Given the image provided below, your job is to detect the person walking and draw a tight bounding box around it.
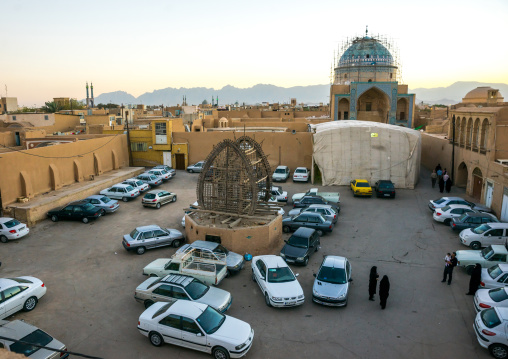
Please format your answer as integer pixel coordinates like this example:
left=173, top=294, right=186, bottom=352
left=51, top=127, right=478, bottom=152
left=445, top=176, right=452, bottom=193
left=379, top=275, right=390, bottom=309
left=439, top=177, right=445, bottom=193
left=431, top=170, right=438, bottom=188
left=467, top=263, right=482, bottom=295
left=443, top=173, right=450, bottom=193
left=435, top=164, right=442, bottom=173
left=442, top=252, right=457, bottom=285
left=369, top=266, right=379, bottom=301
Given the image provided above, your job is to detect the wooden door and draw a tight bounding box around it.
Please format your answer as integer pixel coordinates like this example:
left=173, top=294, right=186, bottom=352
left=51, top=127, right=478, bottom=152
left=175, top=154, right=185, bottom=170
left=472, top=175, right=483, bottom=201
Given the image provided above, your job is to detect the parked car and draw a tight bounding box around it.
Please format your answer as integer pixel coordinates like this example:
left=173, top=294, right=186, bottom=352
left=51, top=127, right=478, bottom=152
left=135, top=274, right=232, bottom=312
left=456, top=245, right=508, bottom=274
left=272, top=165, right=290, bottom=182
left=148, top=168, right=171, bottom=182
left=373, top=180, right=396, bottom=198
left=82, top=195, right=119, bottom=215
left=288, top=204, right=338, bottom=224
left=451, top=212, right=500, bottom=231
left=153, top=165, right=176, bottom=178
left=293, top=167, right=309, bottom=182
left=0, top=218, right=29, bottom=243
left=123, top=225, right=185, bottom=255
left=187, top=161, right=205, bottom=173
left=182, top=201, right=199, bottom=228
left=100, top=184, right=140, bottom=202
left=142, top=190, right=177, bottom=209
left=0, top=319, right=68, bottom=358
left=0, top=276, right=46, bottom=319
left=280, top=227, right=320, bottom=266
left=460, top=223, right=508, bottom=250
left=479, top=264, right=508, bottom=290
left=176, top=240, right=244, bottom=277
left=137, top=173, right=162, bottom=187
left=251, top=255, right=304, bottom=307
left=265, top=186, right=288, bottom=202
left=282, top=212, right=334, bottom=236
left=428, top=196, right=492, bottom=213
left=122, top=178, right=150, bottom=193
left=293, top=195, right=339, bottom=211
left=433, top=204, right=477, bottom=225
left=312, top=256, right=352, bottom=307
left=137, top=301, right=254, bottom=358
left=474, top=307, right=508, bottom=359
left=291, top=188, right=340, bottom=204
left=47, top=201, right=102, bottom=223
left=474, top=287, right=508, bottom=312
left=350, top=179, right=372, bottom=197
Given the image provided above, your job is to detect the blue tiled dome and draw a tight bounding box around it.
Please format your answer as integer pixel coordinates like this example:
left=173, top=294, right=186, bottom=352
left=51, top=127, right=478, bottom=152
left=339, top=37, right=394, bottom=67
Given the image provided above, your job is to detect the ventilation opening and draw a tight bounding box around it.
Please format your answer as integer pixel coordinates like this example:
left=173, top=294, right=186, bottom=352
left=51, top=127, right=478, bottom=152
left=205, top=234, right=221, bottom=244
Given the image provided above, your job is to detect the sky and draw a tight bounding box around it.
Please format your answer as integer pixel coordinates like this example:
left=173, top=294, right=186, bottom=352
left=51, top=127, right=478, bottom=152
left=1, top=0, right=507, bottom=106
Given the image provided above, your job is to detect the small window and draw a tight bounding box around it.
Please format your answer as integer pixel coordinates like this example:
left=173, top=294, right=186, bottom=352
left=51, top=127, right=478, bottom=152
left=131, top=142, right=148, bottom=152
left=390, top=73, right=393, bottom=79
left=366, top=54, right=370, bottom=58
left=159, top=314, right=181, bottom=329
left=153, top=284, right=173, bottom=297
left=153, top=230, right=167, bottom=237
left=498, top=274, right=508, bottom=283
left=2, top=286, right=22, bottom=301
left=141, top=231, right=154, bottom=240
left=172, top=286, right=188, bottom=300
left=182, top=317, right=202, bottom=334
left=366, top=103, right=372, bottom=111
left=368, top=79, right=372, bottom=83
left=344, top=74, right=347, bottom=79
left=73, top=206, right=83, bottom=213
left=44, top=115, right=49, bottom=120
left=12, top=115, right=16, bottom=121
left=344, top=111, right=349, bottom=120
left=167, top=262, right=180, bottom=271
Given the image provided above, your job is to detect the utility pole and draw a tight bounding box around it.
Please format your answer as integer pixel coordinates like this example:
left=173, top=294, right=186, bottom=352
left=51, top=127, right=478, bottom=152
left=123, top=103, right=133, bottom=167
left=451, top=114, right=456, bottom=185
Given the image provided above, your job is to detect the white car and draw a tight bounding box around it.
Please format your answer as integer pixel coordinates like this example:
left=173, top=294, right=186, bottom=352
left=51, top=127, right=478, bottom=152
left=432, top=204, right=476, bottom=225
left=122, top=178, right=150, bottom=193
left=148, top=169, right=171, bottom=182
left=251, top=255, right=304, bottom=307
left=272, top=166, right=290, bottom=182
left=0, top=276, right=46, bottom=319
left=480, top=264, right=508, bottom=290
left=460, top=223, right=508, bottom=250
left=474, top=287, right=508, bottom=312
left=182, top=201, right=199, bottom=228
left=100, top=183, right=140, bottom=202
left=474, top=307, right=508, bottom=358
left=137, top=301, right=254, bottom=359
left=293, top=167, right=309, bottom=182
left=0, top=319, right=68, bottom=358
left=0, top=218, right=29, bottom=243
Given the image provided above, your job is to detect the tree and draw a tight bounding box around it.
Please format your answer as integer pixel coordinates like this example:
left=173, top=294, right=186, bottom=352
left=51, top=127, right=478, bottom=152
left=96, top=103, right=119, bottom=109
left=61, top=99, right=85, bottom=110
left=202, top=99, right=208, bottom=105
left=41, top=101, right=62, bottom=113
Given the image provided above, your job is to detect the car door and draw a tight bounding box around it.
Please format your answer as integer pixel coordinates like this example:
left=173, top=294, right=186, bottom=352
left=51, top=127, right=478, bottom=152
left=157, top=314, right=183, bottom=346
left=154, top=229, right=172, bottom=247
left=106, top=187, right=117, bottom=199
left=486, top=253, right=508, bottom=268
left=1, top=286, right=27, bottom=317
left=140, top=231, right=156, bottom=248
left=485, top=229, right=505, bottom=245
left=60, top=205, right=74, bottom=220
left=254, top=259, right=267, bottom=293
left=72, top=206, right=84, bottom=220
left=152, top=284, right=175, bottom=303
left=181, top=316, right=208, bottom=352
left=161, top=192, right=171, bottom=205
left=292, top=214, right=308, bottom=230
left=495, top=273, right=508, bottom=288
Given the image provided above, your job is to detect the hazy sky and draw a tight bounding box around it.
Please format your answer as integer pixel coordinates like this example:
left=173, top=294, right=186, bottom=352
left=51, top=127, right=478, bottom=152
left=2, top=0, right=507, bottom=106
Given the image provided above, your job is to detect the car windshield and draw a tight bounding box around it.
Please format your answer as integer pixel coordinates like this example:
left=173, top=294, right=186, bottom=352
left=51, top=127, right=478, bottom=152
left=196, top=306, right=225, bottom=334
left=144, top=193, right=156, bottom=199
left=481, top=308, right=502, bottom=328
left=356, top=182, right=369, bottom=187
left=317, top=266, right=347, bottom=284
left=474, top=224, right=492, bottom=234
left=287, top=235, right=309, bottom=248
left=488, top=265, right=503, bottom=279
left=83, top=203, right=95, bottom=210
left=185, top=279, right=209, bottom=300
left=215, top=245, right=229, bottom=255
left=275, top=168, right=286, bottom=174
left=441, top=205, right=451, bottom=212
left=482, top=246, right=494, bottom=259
left=9, top=329, right=53, bottom=356
left=100, top=196, right=111, bottom=203
left=295, top=169, right=306, bottom=173
left=434, top=198, right=446, bottom=204
left=267, top=267, right=295, bottom=283
left=129, top=229, right=140, bottom=239
left=126, top=186, right=134, bottom=192
left=490, top=288, right=508, bottom=302
left=3, top=219, right=21, bottom=228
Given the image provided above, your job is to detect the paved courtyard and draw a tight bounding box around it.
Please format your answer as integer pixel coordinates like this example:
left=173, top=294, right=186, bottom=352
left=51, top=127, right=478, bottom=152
left=0, top=167, right=491, bottom=359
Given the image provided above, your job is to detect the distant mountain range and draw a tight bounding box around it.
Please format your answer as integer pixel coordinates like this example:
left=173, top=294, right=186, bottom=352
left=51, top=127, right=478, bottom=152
left=90, top=81, right=508, bottom=107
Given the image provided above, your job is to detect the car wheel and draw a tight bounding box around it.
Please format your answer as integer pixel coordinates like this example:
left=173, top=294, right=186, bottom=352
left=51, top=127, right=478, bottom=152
left=172, top=239, right=182, bottom=248
left=490, top=344, right=508, bottom=359
left=100, top=209, right=106, bottom=216
left=317, top=230, right=323, bottom=237
left=265, top=293, right=272, bottom=307
left=283, top=226, right=291, bottom=233
left=122, top=197, right=128, bottom=202
left=51, top=215, right=58, bottom=222
left=144, top=300, right=154, bottom=309
left=172, top=196, right=177, bottom=202
left=23, top=296, right=38, bottom=311
left=0, top=235, right=8, bottom=243
left=149, top=331, right=163, bottom=347
left=470, top=242, right=481, bottom=250
left=304, top=256, right=309, bottom=266
left=189, top=169, right=194, bottom=173
left=466, top=265, right=475, bottom=275
left=444, top=218, right=451, bottom=225
left=252, top=270, right=256, bottom=282
left=136, top=246, right=146, bottom=255
left=156, top=203, right=161, bottom=209
left=82, top=217, right=89, bottom=224
left=212, top=346, right=230, bottom=359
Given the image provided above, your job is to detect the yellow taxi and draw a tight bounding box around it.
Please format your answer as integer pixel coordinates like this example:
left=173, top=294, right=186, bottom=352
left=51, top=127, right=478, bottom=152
left=350, top=179, right=372, bottom=197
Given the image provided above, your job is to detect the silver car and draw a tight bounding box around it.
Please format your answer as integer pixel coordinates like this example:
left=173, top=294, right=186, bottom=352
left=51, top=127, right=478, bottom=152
left=122, top=225, right=185, bottom=255
left=0, top=319, right=68, bottom=358
left=122, top=178, right=150, bottom=193
left=142, top=190, right=177, bottom=209
left=153, top=165, right=176, bottom=178
left=148, top=169, right=171, bottom=182
left=134, top=274, right=232, bottom=312
left=83, top=195, right=119, bottom=215
left=312, top=256, right=352, bottom=306
left=187, top=161, right=205, bottom=173
left=428, top=196, right=491, bottom=213
left=288, top=204, right=338, bottom=224
left=137, top=173, right=162, bottom=187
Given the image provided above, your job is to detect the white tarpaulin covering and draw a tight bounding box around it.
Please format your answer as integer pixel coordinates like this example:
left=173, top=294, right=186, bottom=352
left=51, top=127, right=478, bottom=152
left=312, top=121, right=421, bottom=189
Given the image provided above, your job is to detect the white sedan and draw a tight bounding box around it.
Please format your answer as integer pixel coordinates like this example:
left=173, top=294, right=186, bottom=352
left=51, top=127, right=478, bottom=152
left=0, top=218, right=29, bottom=243
left=432, top=204, right=476, bottom=225
left=293, top=167, right=309, bottom=182
left=138, top=301, right=254, bottom=359
left=474, top=307, right=508, bottom=359
left=0, top=277, right=46, bottom=319
left=480, top=264, right=508, bottom=290
left=251, top=255, right=304, bottom=307
left=474, top=287, right=508, bottom=312
left=100, top=184, right=140, bottom=202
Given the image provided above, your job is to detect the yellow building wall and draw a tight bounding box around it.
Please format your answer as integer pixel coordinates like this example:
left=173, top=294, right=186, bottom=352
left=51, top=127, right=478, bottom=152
left=171, top=143, right=189, bottom=169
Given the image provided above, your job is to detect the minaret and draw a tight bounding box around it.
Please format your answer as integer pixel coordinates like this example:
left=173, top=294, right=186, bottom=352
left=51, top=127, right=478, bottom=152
left=86, top=82, right=90, bottom=109
left=90, top=82, right=95, bottom=108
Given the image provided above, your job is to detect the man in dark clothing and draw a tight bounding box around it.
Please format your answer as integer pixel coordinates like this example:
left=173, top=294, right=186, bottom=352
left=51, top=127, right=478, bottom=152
left=439, top=177, right=445, bottom=193
left=467, top=263, right=482, bottom=295
left=369, top=266, right=379, bottom=301
left=435, top=164, right=442, bottom=172
left=379, top=275, right=390, bottom=309
left=442, top=252, right=457, bottom=285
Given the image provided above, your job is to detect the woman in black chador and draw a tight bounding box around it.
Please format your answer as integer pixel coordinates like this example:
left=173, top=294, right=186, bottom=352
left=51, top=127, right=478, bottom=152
left=379, top=275, right=390, bottom=309
left=369, top=266, right=379, bottom=301
left=467, top=263, right=482, bottom=295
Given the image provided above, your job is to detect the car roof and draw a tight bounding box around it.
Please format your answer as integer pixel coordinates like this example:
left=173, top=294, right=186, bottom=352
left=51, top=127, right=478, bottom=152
left=442, top=204, right=474, bottom=209
left=293, top=227, right=316, bottom=237
left=322, top=255, right=347, bottom=268
left=253, top=255, right=287, bottom=268
left=295, top=167, right=307, bottom=170
left=187, top=240, right=218, bottom=250
left=112, top=184, right=131, bottom=188
left=377, top=180, right=393, bottom=183
left=483, top=223, right=508, bottom=228
left=86, top=195, right=104, bottom=200
left=136, top=225, right=163, bottom=232
left=0, top=278, right=18, bottom=289
left=464, top=213, right=494, bottom=218
left=496, top=307, right=508, bottom=321
left=441, top=197, right=466, bottom=201
left=490, top=245, right=508, bottom=254
left=298, top=212, right=323, bottom=217
left=496, top=263, right=508, bottom=272
left=0, top=217, right=15, bottom=224
left=307, top=204, right=333, bottom=209
left=0, top=319, right=42, bottom=340
left=275, top=165, right=288, bottom=169
left=146, top=190, right=165, bottom=195
left=161, top=274, right=196, bottom=287
left=69, top=200, right=88, bottom=206
left=168, top=300, right=207, bottom=318
left=354, top=179, right=369, bottom=183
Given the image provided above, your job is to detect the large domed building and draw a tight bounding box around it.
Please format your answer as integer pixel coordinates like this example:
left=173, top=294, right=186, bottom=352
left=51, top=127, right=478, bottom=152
left=330, top=30, right=415, bottom=127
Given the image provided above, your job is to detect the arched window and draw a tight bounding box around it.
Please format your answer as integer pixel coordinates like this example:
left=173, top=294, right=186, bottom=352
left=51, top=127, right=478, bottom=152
left=473, top=118, right=480, bottom=148
left=466, top=118, right=473, bottom=146
left=480, top=118, right=489, bottom=150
